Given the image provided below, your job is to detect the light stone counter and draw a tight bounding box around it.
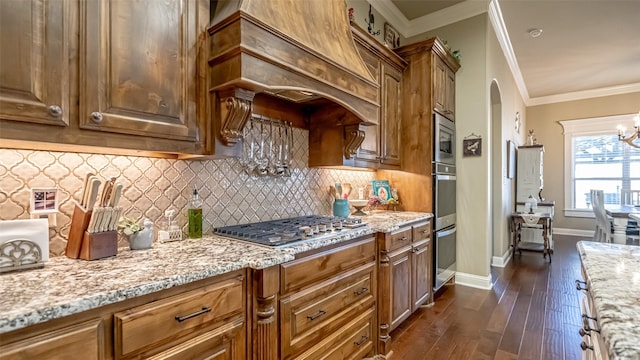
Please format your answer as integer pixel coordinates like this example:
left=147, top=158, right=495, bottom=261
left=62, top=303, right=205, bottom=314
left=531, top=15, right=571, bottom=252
left=359, top=210, right=433, bottom=233
left=0, top=210, right=431, bottom=334
left=577, top=241, right=640, bottom=359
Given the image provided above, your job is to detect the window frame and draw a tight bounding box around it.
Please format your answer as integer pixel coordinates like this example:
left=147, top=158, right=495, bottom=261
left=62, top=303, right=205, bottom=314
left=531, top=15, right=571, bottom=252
left=559, top=114, right=637, bottom=218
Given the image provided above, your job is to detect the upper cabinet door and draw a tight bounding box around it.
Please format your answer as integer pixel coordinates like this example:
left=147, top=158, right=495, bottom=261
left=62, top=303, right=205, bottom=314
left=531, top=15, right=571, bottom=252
left=0, top=0, right=70, bottom=126
left=79, top=0, right=204, bottom=141
left=380, top=64, right=402, bottom=167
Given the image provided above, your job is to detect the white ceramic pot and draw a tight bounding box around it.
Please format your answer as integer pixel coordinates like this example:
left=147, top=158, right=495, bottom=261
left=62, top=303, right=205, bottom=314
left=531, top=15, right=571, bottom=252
left=128, top=219, right=154, bottom=250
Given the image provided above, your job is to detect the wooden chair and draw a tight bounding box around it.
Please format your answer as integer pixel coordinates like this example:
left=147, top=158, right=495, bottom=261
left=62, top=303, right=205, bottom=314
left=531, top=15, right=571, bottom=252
left=620, top=189, right=640, bottom=206
left=590, top=189, right=612, bottom=242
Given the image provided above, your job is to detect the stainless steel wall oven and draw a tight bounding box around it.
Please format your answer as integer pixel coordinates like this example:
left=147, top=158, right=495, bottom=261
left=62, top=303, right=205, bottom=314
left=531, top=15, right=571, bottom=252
left=433, top=112, right=457, bottom=292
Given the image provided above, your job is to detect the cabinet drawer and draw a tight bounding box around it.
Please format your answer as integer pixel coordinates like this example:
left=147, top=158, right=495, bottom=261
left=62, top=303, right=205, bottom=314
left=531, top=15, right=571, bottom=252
left=281, top=262, right=375, bottom=358
left=388, top=227, right=412, bottom=251
left=281, top=236, right=375, bottom=293
left=412, top=221, right=432, bottom=241
left=0, top=318, right=103, bottom=360
left=114, top=275, right=244, bottom=358
left=146, top=318, right=244, bottom=360
left=293, top=307, right=375, bottom=360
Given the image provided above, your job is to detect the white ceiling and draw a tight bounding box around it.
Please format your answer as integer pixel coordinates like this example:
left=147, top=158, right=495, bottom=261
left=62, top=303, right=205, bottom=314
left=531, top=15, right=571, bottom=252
left=379, top=0, right=640, bottom=106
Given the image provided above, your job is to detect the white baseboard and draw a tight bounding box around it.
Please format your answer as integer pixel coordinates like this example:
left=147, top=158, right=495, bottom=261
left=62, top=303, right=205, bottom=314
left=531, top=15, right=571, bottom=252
left=554, top=228, right=595, bottom=237
left=491, top=249, right=512, bottom=268
left=454, top=272, right=493, bottom=290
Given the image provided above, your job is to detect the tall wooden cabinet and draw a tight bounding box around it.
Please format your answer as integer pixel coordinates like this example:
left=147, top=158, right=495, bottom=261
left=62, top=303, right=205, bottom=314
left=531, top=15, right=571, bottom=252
left=0, top=0, right=211, bottom=156
left=386, top=38, right=459, bottom=213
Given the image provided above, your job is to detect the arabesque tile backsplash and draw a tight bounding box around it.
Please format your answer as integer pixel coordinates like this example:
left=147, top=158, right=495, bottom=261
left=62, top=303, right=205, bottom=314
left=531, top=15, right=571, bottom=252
left=0, top=129, right=374, bottom=256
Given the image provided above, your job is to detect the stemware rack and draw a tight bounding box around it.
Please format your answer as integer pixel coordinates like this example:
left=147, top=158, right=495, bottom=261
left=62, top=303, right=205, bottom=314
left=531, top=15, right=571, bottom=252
left=239, top=115, right=294, bottom=177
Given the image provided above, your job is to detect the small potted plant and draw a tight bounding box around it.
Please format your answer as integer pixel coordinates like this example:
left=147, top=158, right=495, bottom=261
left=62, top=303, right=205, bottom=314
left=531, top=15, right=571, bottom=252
left=118, top=217, right=154, bottom=250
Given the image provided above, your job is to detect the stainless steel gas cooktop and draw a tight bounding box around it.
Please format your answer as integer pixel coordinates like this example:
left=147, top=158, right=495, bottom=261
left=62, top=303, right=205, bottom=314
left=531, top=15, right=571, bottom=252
left=213, top=215, right=367, bottom=248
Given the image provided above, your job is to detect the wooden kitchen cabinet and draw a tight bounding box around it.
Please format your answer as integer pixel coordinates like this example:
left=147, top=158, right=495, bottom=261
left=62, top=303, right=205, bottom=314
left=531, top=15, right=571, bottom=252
left=0, top=318, right=104, bottom=360
left=0, top=0, right=211, bottom=156
left=377, top=220, right=432, bottom=356
left=0, top=0, right=70, bottom=127
left=352, top=24, right=406, bottom=169
left=433, top=55, right=457, bottom=121
left=279, top=236, right=377, bottom=359
left=308, top=24, right=406, bottom=170
left=0, top=271, right=246, bottom=360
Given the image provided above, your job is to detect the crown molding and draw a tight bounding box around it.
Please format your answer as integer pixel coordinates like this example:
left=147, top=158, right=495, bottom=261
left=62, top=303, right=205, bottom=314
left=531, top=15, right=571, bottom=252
left=488, top=0, right=530, bottom=103
left=527, top=82, right=640, bottom=106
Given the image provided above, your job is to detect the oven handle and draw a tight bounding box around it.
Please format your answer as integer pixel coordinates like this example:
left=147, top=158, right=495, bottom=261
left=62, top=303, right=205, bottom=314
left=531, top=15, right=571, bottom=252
left=436, top=226, right=456, bottom=238
left=435, top=174, right=457, bottom=181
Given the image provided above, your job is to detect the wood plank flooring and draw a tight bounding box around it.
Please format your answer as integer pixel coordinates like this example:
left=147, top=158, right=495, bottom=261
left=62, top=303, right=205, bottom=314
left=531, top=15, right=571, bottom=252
left=388, top=235, right=586, bottom=360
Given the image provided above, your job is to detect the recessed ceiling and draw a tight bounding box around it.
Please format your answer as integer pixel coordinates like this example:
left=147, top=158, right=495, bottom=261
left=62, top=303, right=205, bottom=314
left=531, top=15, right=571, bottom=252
left=390, top=0, right=464, bottom=20
left=382, top=0, right=640, bottom=104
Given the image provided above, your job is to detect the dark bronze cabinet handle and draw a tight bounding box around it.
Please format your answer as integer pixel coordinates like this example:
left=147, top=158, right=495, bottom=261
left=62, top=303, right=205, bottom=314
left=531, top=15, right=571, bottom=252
left=175, top=306, right=211, bottom=322
left=575, top=279, right=588, bottom=291
left=400, top=236, right=408, bottom=241
left=354, top=287, right=369, bottom=296
left=580, top=341, right=594, bottom=351
left=354, top=335, right=368, bottom=346
left=307, top=310, right=326, bottom=321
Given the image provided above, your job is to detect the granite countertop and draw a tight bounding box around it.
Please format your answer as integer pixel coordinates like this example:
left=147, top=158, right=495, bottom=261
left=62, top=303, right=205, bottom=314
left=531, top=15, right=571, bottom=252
left=577, top=241, right=640, bottom=359
left=0, top=210, right=431, bottom=334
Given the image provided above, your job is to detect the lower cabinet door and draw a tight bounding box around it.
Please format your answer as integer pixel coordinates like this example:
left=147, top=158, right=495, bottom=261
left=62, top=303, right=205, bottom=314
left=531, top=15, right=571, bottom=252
left=0, top=318, right=104, bottom=360
left=412, top=239, right=432, bottom=310
left=389, top=247, right=412, bottom=331
left=293, top=307, right=375, bottom=360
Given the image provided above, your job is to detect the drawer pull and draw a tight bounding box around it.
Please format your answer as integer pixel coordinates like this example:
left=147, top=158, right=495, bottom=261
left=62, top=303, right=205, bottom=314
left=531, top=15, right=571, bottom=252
left=307, top=310, right=326, bottom=321
left=575, top=280, right=588, bottom=291
left=582, top=317, right=601, bottom=334
left=354, top=335, right=369, bottom=346
left=399, top=236, right=409, bottom=241
left=580, top=341, right=594, bottom=351
left=354, top=287, right=369, bottom=296
left=421, top=229, right=430, bottom=234
left=582, top=314, right=597, bottom=321
left=175, top=306, right=211, bottom=323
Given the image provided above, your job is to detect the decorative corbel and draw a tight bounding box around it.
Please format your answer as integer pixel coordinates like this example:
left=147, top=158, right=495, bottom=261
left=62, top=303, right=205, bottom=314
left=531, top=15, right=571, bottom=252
left=343, top=124, right=365, bottom=159
left=218, top=88, right=255, bottom=145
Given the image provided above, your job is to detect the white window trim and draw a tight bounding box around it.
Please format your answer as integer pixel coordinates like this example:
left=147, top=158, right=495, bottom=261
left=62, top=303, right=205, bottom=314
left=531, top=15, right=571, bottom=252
left=559, top=114, right=636, bottom=218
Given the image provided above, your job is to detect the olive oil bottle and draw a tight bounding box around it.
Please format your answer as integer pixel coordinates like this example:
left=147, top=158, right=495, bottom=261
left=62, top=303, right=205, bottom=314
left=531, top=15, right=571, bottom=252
left=188, top=187, right=203, bottom=238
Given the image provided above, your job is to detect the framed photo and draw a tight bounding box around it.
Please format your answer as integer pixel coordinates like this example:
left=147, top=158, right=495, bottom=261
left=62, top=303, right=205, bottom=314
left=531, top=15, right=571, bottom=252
left=384, top=22, right=400, bottom=48
left=462, top=138, right=482, bottom=157
left=30, top=187, right=58, bottom=214
left=507, top=140, right=516, bottom=179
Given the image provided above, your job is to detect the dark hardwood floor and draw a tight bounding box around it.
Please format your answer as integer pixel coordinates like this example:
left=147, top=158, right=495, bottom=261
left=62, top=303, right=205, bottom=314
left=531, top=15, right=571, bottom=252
left=388, top=234, right=586, bottom=360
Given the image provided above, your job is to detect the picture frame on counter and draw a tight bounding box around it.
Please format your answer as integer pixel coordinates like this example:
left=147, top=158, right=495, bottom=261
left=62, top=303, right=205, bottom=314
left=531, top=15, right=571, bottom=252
left=30, top=187, right=58, bottom=214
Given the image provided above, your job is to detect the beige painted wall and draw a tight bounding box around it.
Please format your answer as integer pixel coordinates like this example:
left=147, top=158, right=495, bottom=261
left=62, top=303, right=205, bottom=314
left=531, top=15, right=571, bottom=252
left=486, top=21, right=527, bottom=260
left=407, top=15, right=497, bottom=281
left=527, top=91, right=640, bottom=230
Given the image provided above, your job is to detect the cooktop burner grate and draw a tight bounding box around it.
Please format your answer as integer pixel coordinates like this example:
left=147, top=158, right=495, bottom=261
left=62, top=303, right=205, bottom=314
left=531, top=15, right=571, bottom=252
left=213, top=215, right=366, bottom=247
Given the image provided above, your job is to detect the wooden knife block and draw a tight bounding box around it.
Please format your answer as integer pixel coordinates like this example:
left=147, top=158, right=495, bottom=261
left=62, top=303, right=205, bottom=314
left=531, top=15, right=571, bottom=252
left=79, top=231, right=117, bottom=260
left=66, top=202, right=118, bottom=260
left=65, top=203, right=92, bottom=259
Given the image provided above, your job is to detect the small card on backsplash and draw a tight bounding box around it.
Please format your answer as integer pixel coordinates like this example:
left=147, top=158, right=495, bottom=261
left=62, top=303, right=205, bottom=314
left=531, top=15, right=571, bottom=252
left=371, top=180, right=391, bottom=203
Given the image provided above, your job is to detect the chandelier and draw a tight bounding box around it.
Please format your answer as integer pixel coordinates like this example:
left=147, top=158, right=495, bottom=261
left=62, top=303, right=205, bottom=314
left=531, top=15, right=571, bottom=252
left=617, top=112, right=640, bottom=149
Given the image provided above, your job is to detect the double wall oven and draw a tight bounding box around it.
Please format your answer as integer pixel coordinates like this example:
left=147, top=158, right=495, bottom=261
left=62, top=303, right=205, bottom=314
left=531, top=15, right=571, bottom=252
left=433, top=112, right=457, bottom=291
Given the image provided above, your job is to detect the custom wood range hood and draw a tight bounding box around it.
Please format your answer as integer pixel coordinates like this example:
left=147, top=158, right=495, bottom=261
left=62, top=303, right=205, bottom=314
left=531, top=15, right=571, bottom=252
left=207, top=0, right=379, bottom=146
